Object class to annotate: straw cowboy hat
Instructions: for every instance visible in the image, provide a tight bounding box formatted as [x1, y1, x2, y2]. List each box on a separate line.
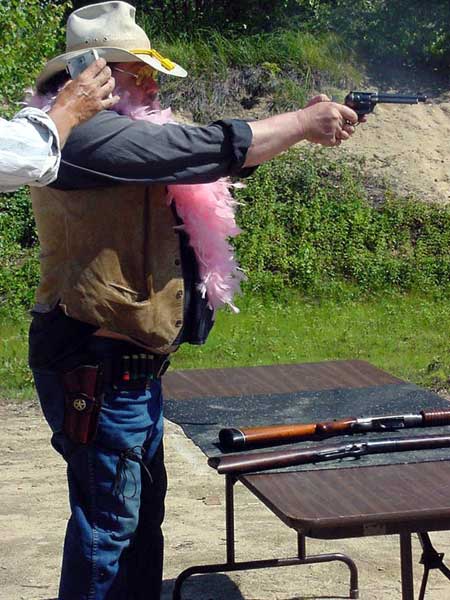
[37, 1, 187, 88]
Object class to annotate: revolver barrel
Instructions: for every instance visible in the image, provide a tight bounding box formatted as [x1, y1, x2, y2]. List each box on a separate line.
[375, 93, 428, 104]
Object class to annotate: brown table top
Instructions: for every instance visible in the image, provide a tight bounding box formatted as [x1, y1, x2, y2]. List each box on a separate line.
[240, 460, 450, 539]
[163, 359, 403, 400]
[164, 360, 450, 539]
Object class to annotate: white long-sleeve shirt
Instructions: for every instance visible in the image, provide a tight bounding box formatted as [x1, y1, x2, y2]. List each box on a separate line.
[0, 107, 61, 192]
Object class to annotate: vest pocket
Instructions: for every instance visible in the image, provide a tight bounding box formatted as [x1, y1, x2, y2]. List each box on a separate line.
[107, 282, 145, 303]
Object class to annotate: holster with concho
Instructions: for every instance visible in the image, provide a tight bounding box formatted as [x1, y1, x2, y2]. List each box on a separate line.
[62, 364, 103, 445]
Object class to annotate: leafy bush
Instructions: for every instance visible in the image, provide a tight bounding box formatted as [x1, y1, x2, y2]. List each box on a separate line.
[133, 0, 323, 37]
[0, 190, 40, 318]
[0, 0, 71, 117]
[2, 148, 450, 318]
[0, 0, 70, 317]
[234, 148, 450, 298]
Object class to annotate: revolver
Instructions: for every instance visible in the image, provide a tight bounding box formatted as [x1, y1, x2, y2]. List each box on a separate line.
[344, 91, 427, 121]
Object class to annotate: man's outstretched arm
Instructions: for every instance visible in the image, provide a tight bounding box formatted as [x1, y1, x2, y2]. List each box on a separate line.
[51, 96, 358, 190]
[244, 95, 358, 167]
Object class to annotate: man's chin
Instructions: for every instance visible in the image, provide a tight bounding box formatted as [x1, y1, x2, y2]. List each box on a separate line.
[144, 94, 160, 110]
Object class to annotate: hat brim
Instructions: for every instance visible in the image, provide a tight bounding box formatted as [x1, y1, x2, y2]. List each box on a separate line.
[36, 46, 187, 89]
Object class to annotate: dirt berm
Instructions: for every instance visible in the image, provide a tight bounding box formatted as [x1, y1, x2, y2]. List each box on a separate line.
[339, 96, 450, 206]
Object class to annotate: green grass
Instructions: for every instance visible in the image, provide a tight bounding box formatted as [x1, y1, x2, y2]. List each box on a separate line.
[153, 30, 361, 119]
[0, 316, 34, 400]
[156, 30, 359, 81]
[3, 292, 448, 401]
[173, 293, 450, 391]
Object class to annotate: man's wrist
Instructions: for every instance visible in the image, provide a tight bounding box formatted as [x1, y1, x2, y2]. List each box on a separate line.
[48, 104, 79, 148]
[49, 103, 79, 130]
[295, 109, 309, 141]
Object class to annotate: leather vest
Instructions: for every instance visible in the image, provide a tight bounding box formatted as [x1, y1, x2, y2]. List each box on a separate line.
[31, 184, 184, 354]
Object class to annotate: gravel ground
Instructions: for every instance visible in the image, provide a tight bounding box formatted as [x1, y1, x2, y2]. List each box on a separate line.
[1, 399, 450, 600]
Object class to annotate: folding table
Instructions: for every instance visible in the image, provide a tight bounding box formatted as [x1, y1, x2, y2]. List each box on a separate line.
[163, 360, 450, 599]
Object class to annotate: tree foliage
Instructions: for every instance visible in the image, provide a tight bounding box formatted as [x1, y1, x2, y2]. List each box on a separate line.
[0, 0, 72, 117]
[67, 0, 448, 69]
[69, 0, 318, 36]
[322, 0, 450, 67]
[43, 1, 450, 69]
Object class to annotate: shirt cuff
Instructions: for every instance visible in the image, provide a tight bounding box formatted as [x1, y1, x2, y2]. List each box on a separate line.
[14, 107, 61, 187]
[211, 118, 257, 178]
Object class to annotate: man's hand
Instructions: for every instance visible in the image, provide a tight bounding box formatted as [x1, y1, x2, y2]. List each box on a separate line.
[244, 94, 361, 167]
[297, 96, 359, 146]
[48, 58, 119, 146]
[304, 94, 331, 108]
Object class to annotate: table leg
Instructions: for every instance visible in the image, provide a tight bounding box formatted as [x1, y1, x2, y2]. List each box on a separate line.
[225, 474, 236, 564]
[417, 532, 450, 600]
[171, 552, 360, 600]
[172, 477, 359, 600]
[400, 532, 414, 600]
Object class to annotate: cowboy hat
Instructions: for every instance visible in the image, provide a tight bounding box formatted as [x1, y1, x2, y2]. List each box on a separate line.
[36, 1, 187, 88]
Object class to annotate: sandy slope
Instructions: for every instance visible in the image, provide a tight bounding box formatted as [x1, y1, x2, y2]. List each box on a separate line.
[340, 99, 450, 206]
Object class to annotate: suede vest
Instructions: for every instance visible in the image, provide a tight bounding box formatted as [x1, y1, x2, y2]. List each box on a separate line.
[31, 184, 184, 354]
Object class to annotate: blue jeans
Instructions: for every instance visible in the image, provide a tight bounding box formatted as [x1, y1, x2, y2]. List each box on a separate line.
[33, 337, 167, 600]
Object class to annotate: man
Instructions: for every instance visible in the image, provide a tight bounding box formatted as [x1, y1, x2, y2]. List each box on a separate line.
[30, 2, 360, 599]
[0, 58, 118, 192]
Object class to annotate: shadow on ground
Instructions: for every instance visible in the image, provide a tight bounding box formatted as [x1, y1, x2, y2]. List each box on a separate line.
[162, 573, 245, 599]
[162, 573, 351, 600]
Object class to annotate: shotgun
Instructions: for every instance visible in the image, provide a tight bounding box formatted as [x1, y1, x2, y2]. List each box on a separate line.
[218, 408, 450, 451]
[209, 433, 450, 475]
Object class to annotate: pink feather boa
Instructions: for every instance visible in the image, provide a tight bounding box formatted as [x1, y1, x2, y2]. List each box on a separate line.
[27, 87, 245, 313]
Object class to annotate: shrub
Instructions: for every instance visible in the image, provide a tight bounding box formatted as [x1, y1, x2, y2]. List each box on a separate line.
[0, 190, 40, 318]
[234, 148, 450, 299]
[135, 1, 450, 69]
[0, 0, 70, 317]
[2, 148, 450, 318]
[320, 0, 450, 68]
[134, 0, 325, 37]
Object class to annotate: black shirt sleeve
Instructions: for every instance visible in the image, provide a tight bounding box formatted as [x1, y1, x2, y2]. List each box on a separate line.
[52, 111, 255, 190]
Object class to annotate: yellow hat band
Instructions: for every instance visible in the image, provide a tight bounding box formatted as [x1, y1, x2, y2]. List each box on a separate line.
[131, 48, 176, 71]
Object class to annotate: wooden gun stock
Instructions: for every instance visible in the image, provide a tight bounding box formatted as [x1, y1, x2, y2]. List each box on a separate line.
[219, 408, 450, 451]
[219, 418, 356, 450]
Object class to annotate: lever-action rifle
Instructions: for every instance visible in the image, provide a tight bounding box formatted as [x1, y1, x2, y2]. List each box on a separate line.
[219, 408, 450, 451]
[344, 91, 427, 121]
[210, 434, 450, 475]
